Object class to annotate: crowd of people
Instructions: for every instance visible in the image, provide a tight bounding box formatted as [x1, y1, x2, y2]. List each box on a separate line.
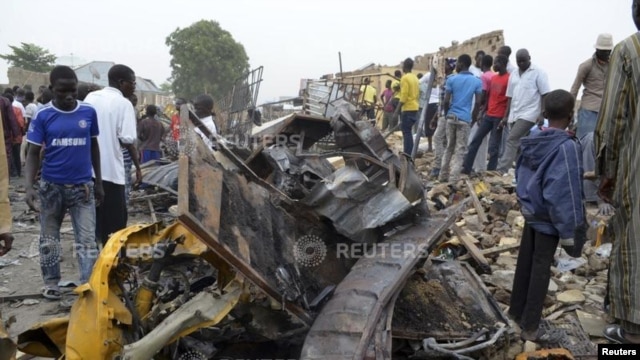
[0, 1, 640, 348]
[352, 4, 640, 346]
[0, 64, 218, 300]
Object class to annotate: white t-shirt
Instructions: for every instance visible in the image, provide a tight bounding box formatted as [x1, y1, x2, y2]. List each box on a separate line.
[506, 63, 551, 123]
[84, 87, 137, 185]
[12, 100, 26, 118]
[422, 72, 440, 104]
[195, 115, 217, 148]
[469, 65, 482, 77]
[25, 103, 38, 120]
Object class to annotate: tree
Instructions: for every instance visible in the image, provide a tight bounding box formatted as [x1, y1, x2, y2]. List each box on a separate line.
[0, 43, 57, 73]
[166, 20, 249, 100]
[159, 81, 172, 93]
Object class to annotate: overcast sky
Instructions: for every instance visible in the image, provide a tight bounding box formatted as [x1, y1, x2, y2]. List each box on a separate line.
[1, 0, 634, 104]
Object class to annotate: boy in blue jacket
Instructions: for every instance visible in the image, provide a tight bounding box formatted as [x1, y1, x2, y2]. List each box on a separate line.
[509, 89, 587, 343]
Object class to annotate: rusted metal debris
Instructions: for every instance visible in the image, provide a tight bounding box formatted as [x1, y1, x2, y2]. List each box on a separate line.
[16, 102, 515, 359]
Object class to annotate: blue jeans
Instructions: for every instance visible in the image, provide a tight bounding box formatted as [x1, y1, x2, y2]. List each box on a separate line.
[401, 111, 418, 154]
[576, 108, 598, 140]
[462, 115, 503, 173]
[39, 180, 97, 288]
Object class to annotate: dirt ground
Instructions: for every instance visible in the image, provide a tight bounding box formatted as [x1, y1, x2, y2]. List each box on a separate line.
[0, 176, 159, 340]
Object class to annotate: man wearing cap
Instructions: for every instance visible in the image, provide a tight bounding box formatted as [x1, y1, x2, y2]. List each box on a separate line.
[571, 34, 614, 216]
[571, 33, 613, 139]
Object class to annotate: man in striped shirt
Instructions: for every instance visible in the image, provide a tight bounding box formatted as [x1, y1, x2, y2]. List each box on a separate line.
[595, 0, 640, 345]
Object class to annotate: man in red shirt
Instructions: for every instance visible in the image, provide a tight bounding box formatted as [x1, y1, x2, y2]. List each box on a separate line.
[170, 98, 186, 141]
[461, 54, 510, 174]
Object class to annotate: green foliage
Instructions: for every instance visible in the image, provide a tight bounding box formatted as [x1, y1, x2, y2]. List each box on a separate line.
[159, 81, 172, 93]
[166, 20, 249, 100]
[0, 43, 57, 73]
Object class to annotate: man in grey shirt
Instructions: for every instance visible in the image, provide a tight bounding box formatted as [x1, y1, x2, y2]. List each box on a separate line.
[571, 33, 614, 215]
[570, 33, 613, 139]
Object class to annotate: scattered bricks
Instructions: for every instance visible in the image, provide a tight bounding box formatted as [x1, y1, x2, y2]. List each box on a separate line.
[491, 221, 512, 238]
[505, 210, 521, 227]
[493, 288, 511, 305]
[482, 269, 515, 291]
[461, 214, 483, 232]
[427, 183, 451, 199]
[495, 254, 517, 269]
[587, 254, 608, 273]
[557, 289, 586, 304]
[489, 194, 518, 218]
[499, 237, 518, 246]
[480, 236, 497, 249]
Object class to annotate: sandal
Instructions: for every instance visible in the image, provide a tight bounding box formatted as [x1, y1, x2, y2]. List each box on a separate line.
[42, 287, 62, 300]
[521, 327, 565, 346]
[603, 324, 639, 344]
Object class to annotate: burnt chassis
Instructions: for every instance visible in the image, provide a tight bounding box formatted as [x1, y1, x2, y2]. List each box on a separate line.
[16, 107, 506, 359]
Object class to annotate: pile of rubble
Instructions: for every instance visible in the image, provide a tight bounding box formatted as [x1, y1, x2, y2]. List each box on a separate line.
[0, 113, 615, 360]
[411, 147, 611, 358]
[122, 126, 614, 358]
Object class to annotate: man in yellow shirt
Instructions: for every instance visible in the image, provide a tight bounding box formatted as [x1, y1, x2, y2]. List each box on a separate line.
[359, 77, 377, 119]
[393, 58, 419, 154]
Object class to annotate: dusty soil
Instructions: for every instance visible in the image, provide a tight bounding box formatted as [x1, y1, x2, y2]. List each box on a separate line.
[0, 177, 160, 340]
[392, 271, 495, 338]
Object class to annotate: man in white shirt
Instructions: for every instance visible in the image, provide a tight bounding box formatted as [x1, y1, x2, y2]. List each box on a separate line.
[469, 50, 485, 77]
[497, 49, 551, 174]
[84, 64, 142, 245]
[12, 89, 26, 118]
[193, 94, 217, 149]
[22, 91, 38, 166]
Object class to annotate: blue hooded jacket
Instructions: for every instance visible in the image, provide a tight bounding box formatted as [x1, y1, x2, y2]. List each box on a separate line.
[515, 128, 585, 240]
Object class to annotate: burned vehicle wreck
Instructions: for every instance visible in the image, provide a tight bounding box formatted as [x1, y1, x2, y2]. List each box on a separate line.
[15, 100, 510, 359]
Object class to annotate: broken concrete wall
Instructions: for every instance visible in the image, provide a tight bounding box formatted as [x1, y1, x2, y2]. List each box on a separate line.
[414, 29, 505, 74]
[313, 30, 505, 111]
[6, 67, 48, 91]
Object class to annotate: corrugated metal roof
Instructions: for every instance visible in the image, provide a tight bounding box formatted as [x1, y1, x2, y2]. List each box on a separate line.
[74, 61, 161, 93]
[74, 61, 114, 88]
[135, 77, 161, 93]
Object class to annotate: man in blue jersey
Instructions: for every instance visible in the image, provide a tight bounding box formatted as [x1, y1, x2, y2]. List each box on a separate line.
[24, 66, 104, 300]
[439, 54, 483, 183]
